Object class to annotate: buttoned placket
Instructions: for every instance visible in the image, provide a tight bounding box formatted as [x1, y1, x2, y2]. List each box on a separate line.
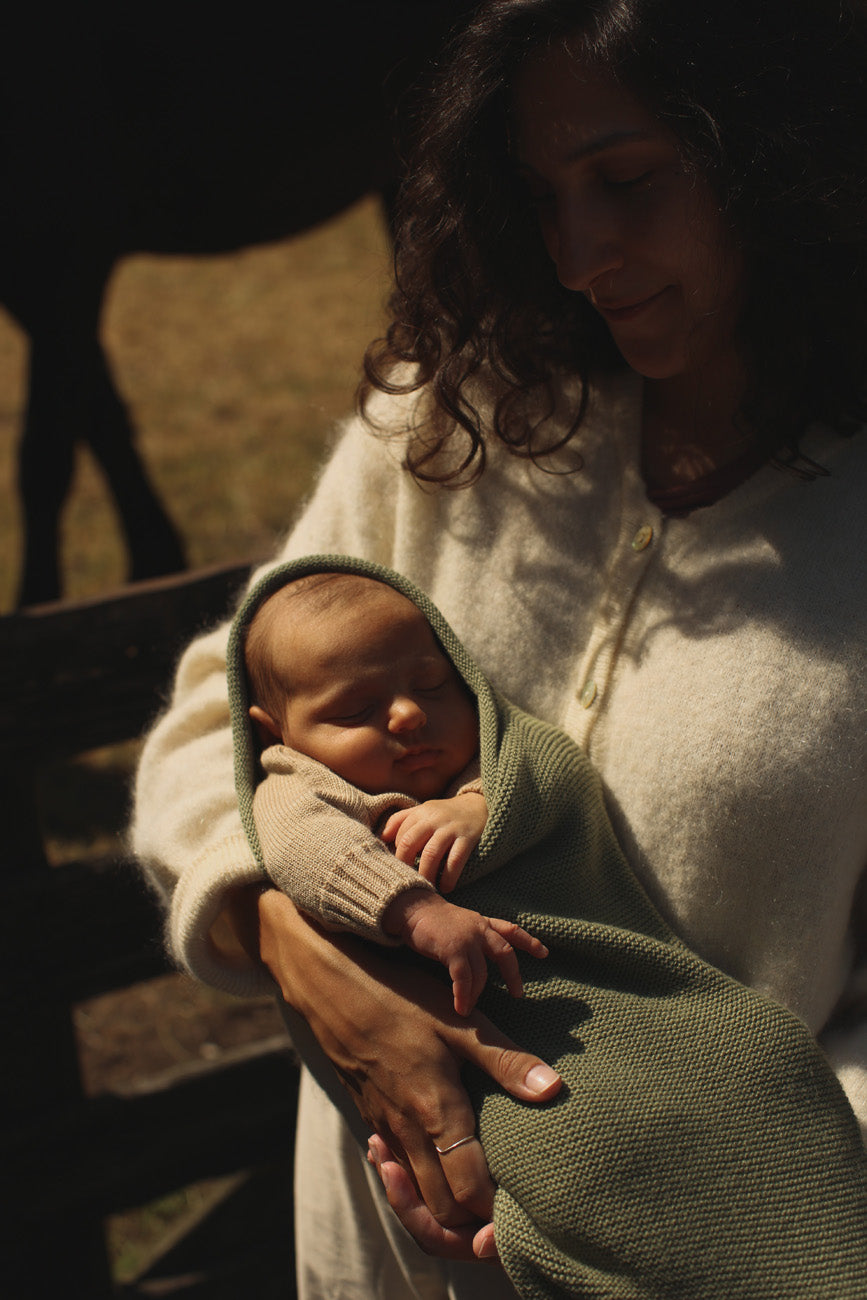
[565, 497, 665, 754]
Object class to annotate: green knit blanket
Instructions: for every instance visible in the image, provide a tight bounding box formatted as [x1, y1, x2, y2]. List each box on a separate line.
[228, 556, 867, 1300]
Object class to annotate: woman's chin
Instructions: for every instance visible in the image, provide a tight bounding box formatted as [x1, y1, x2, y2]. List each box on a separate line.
[611, 341, 689, 382]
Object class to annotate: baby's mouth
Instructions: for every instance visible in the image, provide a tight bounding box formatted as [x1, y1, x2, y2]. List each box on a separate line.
[395, 747, 438, 772]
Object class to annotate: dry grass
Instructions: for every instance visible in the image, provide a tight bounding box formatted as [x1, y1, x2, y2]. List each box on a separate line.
[0, 194, 391, 609]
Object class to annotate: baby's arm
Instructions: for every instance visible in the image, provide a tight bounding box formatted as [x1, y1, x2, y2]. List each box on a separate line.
[380, 793, 488, 893]
[253, 751, 437, 943]
[383, 888, 548, 1017]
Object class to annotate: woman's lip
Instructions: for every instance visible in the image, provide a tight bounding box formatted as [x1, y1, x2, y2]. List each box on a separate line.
[595, 287, 670, 322]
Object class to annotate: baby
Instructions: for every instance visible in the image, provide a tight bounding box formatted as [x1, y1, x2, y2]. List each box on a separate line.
[243, 569, 547, 1015]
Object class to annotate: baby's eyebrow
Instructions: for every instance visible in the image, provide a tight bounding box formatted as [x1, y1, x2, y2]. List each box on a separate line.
[309, 681, 369, 712]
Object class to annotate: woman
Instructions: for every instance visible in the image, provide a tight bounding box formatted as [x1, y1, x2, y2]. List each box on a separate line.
[133, 0, 867, 1295]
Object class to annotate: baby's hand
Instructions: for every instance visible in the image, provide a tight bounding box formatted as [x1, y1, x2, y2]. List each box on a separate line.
[383, 889, 548, 1016]
[380, 793, 487, 893]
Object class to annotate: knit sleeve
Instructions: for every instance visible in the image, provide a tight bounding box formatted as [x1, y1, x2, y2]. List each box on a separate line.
[253, 749, 434, 943]
[130, 415, 411, 995]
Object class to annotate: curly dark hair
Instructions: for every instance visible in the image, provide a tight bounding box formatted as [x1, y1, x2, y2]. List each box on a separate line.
[361, 0, 867, 484]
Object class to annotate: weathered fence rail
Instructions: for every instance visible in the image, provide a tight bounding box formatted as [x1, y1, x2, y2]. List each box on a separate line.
[0, 563, 300, 1299]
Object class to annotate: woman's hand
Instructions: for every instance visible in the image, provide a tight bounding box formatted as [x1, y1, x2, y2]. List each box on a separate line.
[254, 888, 562, 1238]
[367, 1133, 500, 1262]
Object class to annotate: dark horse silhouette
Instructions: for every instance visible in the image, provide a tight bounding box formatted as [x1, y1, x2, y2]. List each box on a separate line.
[3, 4, 472, 606]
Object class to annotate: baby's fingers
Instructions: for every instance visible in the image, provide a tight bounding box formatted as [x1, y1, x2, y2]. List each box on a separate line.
[479, 928, 526, 1000]
[381, 808, 413, 844]
[488, 917, 549, 961]
[417, 830, 455, 882]
[482, 920, 549, 999]
[437, 839, 473, 894]
[395, 820, 439, 867]
[450, 949, 487, 1017]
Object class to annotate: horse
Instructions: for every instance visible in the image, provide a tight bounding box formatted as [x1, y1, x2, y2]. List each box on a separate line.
[3, 3, 473, 606]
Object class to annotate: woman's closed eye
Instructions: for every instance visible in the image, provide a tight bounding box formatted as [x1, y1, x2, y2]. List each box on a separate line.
[603, 168, 653, 189]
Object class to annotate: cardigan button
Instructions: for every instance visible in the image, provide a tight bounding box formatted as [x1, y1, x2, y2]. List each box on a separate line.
[579, 679, 598, 708]
[631, 524, 653, 551]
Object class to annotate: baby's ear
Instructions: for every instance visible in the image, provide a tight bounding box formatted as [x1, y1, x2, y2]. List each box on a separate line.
[248, 704, 283, 747]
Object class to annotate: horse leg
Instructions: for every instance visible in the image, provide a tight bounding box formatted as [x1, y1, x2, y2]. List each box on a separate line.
[16, 325, 185, 605]
[12, 239, 186, 605]
[85, 344, 186, 584]
[15, 333, 76, 607]
[12, 246, 112, 606]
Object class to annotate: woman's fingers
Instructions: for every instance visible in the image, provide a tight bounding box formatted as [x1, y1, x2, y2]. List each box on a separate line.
[409, 1137, 494, 1224]
[368, 1138, 498, 1261]
[432, 1132, 495, 1220]
[382, 1112, 489, 1227]
[377, 1071, 495, 1223]
[473, 1222, 500, 1262]
[447, 1011, 563, 1103]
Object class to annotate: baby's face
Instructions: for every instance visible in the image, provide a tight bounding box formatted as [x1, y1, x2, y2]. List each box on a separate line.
[271, 585, 479, 799]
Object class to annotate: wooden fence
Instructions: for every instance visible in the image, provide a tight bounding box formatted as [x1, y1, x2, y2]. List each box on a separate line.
[0, 564, 300, 1299]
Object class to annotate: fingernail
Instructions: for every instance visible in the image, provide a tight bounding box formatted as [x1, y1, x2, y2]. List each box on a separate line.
[477, 1233, 498, 1259]
[524, 1063, 560, 1093]
[379, 1163, 393, 1194]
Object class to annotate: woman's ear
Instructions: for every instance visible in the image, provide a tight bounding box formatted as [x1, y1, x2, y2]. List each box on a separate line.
[249, 704, 283, 747]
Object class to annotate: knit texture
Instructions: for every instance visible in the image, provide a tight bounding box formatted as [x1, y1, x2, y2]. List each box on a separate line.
[229, 556, 867, 1300]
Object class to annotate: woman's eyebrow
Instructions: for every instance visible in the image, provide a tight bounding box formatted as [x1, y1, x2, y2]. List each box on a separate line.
[515, 129, 655, 169]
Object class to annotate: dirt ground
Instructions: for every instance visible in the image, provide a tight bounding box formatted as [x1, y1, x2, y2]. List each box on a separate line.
[74, 970, 287, 1099]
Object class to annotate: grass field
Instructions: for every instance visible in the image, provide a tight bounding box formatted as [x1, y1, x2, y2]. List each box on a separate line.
[3, 195, 394, 1282]
[0, 194, 392, 610]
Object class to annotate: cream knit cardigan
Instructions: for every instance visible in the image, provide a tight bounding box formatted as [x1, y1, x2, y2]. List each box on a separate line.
[131, 371, 867, 1141]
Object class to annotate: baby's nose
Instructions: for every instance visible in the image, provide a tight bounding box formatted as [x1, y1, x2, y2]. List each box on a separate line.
[389, 696, 427, 732]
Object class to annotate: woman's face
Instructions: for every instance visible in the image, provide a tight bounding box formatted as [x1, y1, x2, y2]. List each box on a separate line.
[512, 43, 744, 383]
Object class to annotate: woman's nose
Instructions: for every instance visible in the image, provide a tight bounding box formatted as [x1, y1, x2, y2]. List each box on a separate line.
[546, 200, 624, 293]
[388, 696, 427, 733]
